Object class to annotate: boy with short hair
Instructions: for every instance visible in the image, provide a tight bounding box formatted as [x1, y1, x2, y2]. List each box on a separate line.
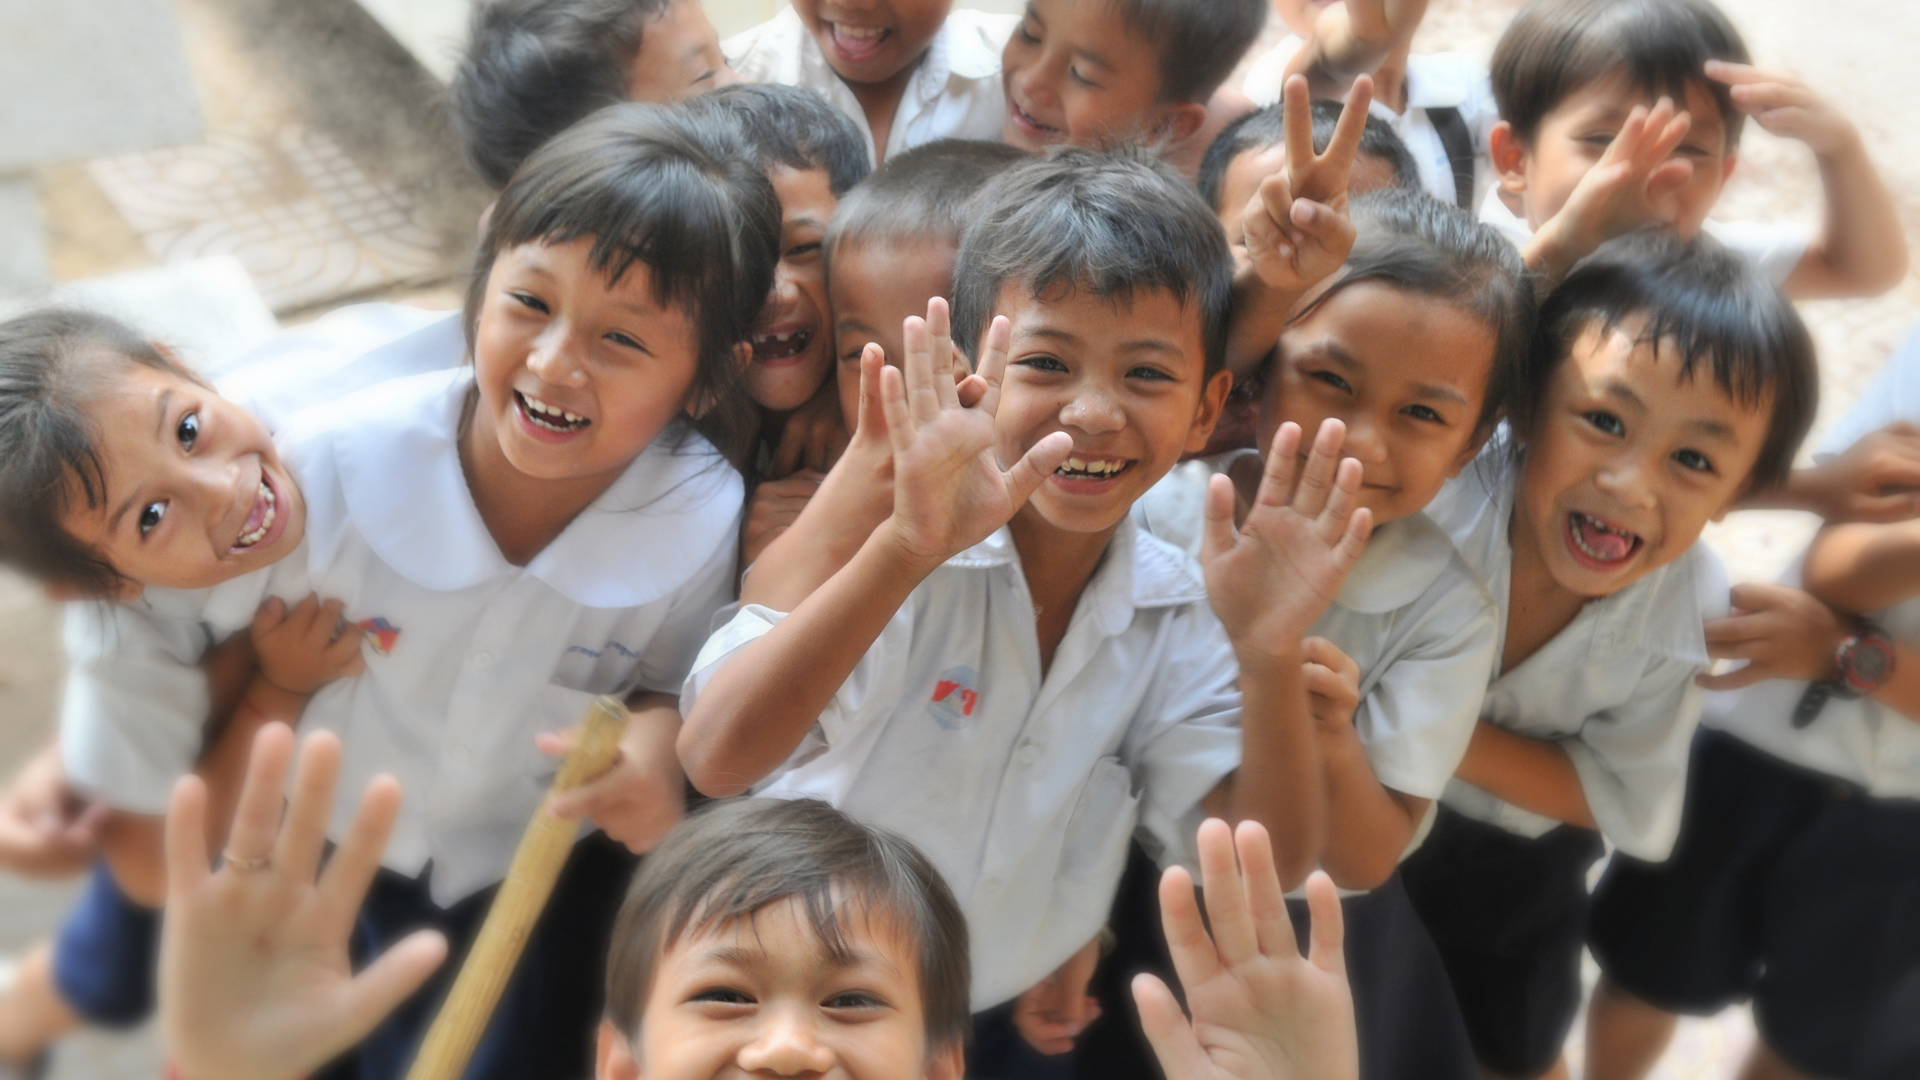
[725, 0, 1014, 166]
[1000, 0, 1266, 174]
[158, 724, 1361, 1080]
[450, 0, 740, 188]
[1484, 0, 1906, 296]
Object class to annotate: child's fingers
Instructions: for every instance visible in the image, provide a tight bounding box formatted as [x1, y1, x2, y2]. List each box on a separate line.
[324, 624, 364, 671]
[220, 722, 297, 874]
[879, 365, 914, 455]
[857, 343, 888, 439]
[1300, 635, 1360, 680]
[1696, 664, 1768, 692]
[1131, 973, 1207, 1080]
[309, 599, 346, 647]
[1003, 432, 1075, 508]
[285, 594, 322, 637]
[1250, 173, 1297, 262]
[900, 316, 940, 423]
[1319, 74, 1375, 180]
[163, 774, 213, 901]
[1251, 421, 1303, 511]
[1282, 74, 1314, 181]
[1196, 817, 1259, 964]
[973, 315, 1014, 415]
[1302, 870, 1347, 978]
[1333, 507, 1374, 571]
[340, 929, 449, 1053]
[925, 297, 961, 410]
[272, 731, 343, 888]
[1156, 863, 1222, 989]
[1291, 200, 1356, 260]
[1314, 457, 1364, 546]
[1290, 419, 1348, 518]
[313, 775, 403, 942]
[1234, 820, 1296, 960]
[1704, 59, 1793, 87]
[251, 596, 288, 638]
[1646, 157, 1695, 205]
[1201, 472, 1238, 565]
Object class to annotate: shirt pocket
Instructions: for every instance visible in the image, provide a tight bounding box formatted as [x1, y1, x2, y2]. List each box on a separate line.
[1056, 756, 1140, 886]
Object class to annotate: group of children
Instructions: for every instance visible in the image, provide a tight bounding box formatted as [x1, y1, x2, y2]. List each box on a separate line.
[0, 0, 1917, 1079]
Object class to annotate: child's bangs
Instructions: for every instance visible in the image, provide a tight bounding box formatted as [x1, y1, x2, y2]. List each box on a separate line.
[663, 870, 920, 971]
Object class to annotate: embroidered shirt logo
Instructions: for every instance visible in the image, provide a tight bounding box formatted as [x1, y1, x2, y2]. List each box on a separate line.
[356, 617, 401, 656]
[928, 665, 979, 730]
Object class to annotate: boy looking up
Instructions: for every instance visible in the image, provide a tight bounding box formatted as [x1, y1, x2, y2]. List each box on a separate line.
[726, 0, 1014, 165]
[1484, 0, 1906, 296]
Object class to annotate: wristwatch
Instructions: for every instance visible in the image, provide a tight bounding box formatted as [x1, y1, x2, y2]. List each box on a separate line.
[1792, 620, 1895, 728]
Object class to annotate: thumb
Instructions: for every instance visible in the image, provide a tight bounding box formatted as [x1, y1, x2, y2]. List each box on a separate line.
[1004, 432, 1074, 507]
[340, 930, 449, 1046]
[1132, 973, 1205, 1080]
[1646, 157, 1694, 201]
[252, 597, 288, 636]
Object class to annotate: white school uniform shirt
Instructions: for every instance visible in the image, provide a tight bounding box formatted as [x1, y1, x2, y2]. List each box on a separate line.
[1477, 187, 1810, 288]
[59, 308, 466, 815]
[682, 517, 1242, 1010]
[277, 366, 741, 905]
[724, 7, 1014, 166]
[1134, 454, 1497, 835]
[1425, 446, 1730, 861]
[1241, 37, 1499, 209]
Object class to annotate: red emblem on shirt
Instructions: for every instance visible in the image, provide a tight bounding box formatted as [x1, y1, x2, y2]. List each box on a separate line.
[356, 617, 400, 656]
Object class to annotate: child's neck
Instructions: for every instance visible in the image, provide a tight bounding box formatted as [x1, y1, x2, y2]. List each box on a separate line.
[1501, 490, 1589, 673]
[842, 52, 926, 159]
[458, 402, 627, 567]
[1007, 503, 1119, 676]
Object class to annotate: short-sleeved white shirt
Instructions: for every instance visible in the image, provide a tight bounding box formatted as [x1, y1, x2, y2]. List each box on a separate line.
[1810, 325, 1920, 461]
[1426, 446, 1730, 861]
[273, 366, 741, 904]
[681, 517, 1242, 1010]
[724, 7, 1014, 166]
[1477, 187, 1810, 288]
[59, 307, 465, 814]
[1241, 38, 1499, 209]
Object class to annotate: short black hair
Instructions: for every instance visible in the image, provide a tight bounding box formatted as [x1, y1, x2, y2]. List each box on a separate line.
[467, 102, 781, 466]
[1491, 0, 1751, 147]
[449, 0, 677, 189]
[1511, 232, 1816, 492]
[680, 84, 872, 196]
[825, 139, 1029, 263]
[952, 144, 1234, 376]
[1109, 0, 1267, 104]
[1282, 189, 1535, 438]
[0, 308, 197, 595]
[1198, 99, 1422, 213]
[605, 798, 971, 1052]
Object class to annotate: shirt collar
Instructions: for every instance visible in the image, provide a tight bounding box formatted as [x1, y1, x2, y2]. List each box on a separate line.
[947, 515, 1208, 635]
[1478, 186, 1534, 249]
[304, 367, 743, 608]
[1332, 512, 1457, 614]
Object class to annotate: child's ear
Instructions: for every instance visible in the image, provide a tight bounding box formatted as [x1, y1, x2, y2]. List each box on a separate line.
[1489, 121, 1529, 194]
[1160, 101, 1210, 148]
[923, 1039, 966, 1080]
[1186, 368, 1235, 454]
[596, 1020, 642, 1080]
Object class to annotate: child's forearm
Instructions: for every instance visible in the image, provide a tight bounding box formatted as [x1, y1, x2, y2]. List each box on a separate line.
[1804, 520, 1920, 613]
[1789, 133, 1908, 299]
[740, 448, 892, 611]
[1317, 727, 1425, 890]
[681, 524, 937, 797]
[1217, 648, 1326, 889]
[1452, 721, 1596, 829]
[100, 812, 166, 907]
[1225, 273, 1312, 376]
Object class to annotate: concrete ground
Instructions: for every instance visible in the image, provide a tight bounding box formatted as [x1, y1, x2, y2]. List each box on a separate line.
[1, 0, 1916, 1076]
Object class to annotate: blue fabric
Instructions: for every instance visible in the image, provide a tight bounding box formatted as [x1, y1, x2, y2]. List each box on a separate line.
[51, 862, 158, 1027]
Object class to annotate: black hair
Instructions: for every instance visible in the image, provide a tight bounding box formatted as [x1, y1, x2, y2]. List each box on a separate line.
[952, 144, 1234, 376]
[824, 139, 1030, 263]
[0, 308, 196, 595]
[449, 0, 680, 189]
[605, 798, 971, 1052]
[1107, 0, 1267, 104]
[1511, 231, 1816, 492]
[466, 102, 781, 466]
[1198, 99, 1422, 213]
[679, 83, 872, 196]
[1282, 189, 1536, 438]
[1491, 0, 1751, 147]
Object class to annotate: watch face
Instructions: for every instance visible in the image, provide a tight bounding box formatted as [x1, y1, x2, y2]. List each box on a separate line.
[1847, 638, 1894, 690]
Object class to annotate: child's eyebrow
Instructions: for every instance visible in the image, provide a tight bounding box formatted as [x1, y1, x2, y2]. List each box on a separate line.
[1410, 382, 1470, 407]
[1680, 417, 1738, 443]
[1601, 380, 1649, 413]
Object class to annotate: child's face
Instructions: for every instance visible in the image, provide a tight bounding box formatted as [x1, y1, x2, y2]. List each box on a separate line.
[829, 236, 959, 430]
[790, 0, 953, 88]
[1515, 318, 1771, 599]
[1001, 0, 1186, 152]
[749, 166, 840, 414]
[1262, 281, 1495, 526]
[1216, 143, 1400, 261]
[626, 0, 741, 104]
[472, 238, 704, 483]
[1503, 72, 1736, 239]
[993, 283, 1231, 535]
[597, 897, 962, 1080]
[1270, 0, 1339, 39]
[59, 364, 305, 596]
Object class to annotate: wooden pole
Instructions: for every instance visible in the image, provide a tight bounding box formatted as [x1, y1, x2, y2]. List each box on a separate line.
[402, 695, 629, 1080]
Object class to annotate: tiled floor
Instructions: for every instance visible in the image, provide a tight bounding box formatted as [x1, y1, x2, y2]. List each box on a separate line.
[3, 1, 1919, 1078]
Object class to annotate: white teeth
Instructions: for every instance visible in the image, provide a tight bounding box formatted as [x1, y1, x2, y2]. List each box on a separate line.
[1056, 457, 1127, 477]
[235, 483, 275, 549]
[835, 24, 884, 39]
[519, 392, 588, 430]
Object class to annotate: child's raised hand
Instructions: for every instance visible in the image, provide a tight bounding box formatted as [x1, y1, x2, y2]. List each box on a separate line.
[541, 695, 686, 853]
[1706, 61, 1856, 157]
[1532, 98, 1694, 274]
[1203, 420, 1372, 660]
[1243, 75, 1372, 296]
[1797, 422, 1920, 523]
[161, 723, 447, 1080]
[1698, 583, 1850, 691]
[251, 595, 364, 698]
[1301, 636, 1362, 735]
[1133, 820, 1359, 1080]
[0, 742, 104, 878]
[877, 299, 1073, 568]
[1012, 934, 1105, 1055]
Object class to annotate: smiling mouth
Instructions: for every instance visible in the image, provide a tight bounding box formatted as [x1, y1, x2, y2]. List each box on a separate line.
[1566, 511, 1643, 566]
[828, 22, 890, 62]
[516, 390, 591, 433]
[1054, 456, 1134, 482]
[751, 328, 813, 364]
[232, 480, 276, 551]
[1009, 98, 1063, 138]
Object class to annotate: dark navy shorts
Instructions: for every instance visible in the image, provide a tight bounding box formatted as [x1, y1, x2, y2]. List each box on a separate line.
[51, 861, 159, 1028]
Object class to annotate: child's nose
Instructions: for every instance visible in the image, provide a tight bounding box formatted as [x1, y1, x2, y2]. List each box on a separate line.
[527, 325, 586, 385]
[1595, 454, 1658, 509]
[1060, 390, 1124, 434]
[1341, 416, 1390, 465]
[765, 273, 800, 314]
[735, 1008, 834, 1076]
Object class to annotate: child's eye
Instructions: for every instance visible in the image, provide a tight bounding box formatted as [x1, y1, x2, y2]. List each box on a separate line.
[1016, 23, 1039, 44]
[511, 291, 550, 314]
[138, 501, 167, 538]
[1310, 370, 1353, 394]
[1069, 66, 1097, 88]
[176, 411, 200, 451]
[606, 331, 650, 354]
[786, 242, 822, 260]
[1672, 448, 1715, 473]
[1127, 365, 1174, 382]
[822, 990, 886, 1010]
[691, 987, 755, 1005]
[1403, 404, 1444, 424]
[1014, 355, 1069, 374]
[1582, 410, 1625, 437]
